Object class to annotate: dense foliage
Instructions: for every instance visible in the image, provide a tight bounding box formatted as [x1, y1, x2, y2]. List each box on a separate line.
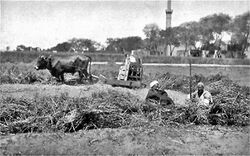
[6, 12, 249, 58]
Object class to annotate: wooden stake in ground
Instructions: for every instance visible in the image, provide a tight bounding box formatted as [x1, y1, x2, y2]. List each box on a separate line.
[189, 59, 192, 100]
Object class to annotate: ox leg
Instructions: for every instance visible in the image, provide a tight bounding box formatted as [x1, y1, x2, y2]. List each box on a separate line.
[78, 70, 83, 83]
[60, 74, 65, 83]
[56, 77, 61, 82]
[83, 69, 92, 82]
[89, 74, 93, 82]
[55, 73, 61, 82]
[84, 69, 92, 82]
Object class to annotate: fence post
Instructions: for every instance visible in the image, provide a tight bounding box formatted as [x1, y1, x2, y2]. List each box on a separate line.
[189, 59, 192, 100]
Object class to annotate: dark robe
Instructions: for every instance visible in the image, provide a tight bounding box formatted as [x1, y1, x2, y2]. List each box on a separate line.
[146, 88, 174, 106]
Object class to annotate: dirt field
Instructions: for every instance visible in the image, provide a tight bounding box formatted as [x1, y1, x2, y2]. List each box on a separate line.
[0, 83, 249, 155]
[0, 62, 249, 155]
[1, 125, 249, 155]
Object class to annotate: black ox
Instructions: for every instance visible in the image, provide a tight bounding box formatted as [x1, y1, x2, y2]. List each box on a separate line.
[35, 55, 92, 83]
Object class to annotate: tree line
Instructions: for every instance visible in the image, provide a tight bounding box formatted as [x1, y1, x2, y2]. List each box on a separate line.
[143, 11, 250, 57]
[15, 11, 249, 58]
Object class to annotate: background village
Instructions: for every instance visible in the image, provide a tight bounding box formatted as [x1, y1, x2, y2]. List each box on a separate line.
[2, 0, 250, 59]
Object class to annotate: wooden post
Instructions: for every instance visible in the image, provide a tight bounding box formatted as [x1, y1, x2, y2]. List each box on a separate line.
[189, 59, 192, 100]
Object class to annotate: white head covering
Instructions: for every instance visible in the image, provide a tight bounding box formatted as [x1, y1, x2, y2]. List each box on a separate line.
[130, 55, 136, 62]
[150, 80, 159, 88]
[197, 82, 204, 88]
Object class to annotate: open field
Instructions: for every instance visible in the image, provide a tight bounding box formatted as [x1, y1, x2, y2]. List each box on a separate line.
[1, 125, 249, 155]
[0, 82, 249, 154]
[1, 62, 249, 86]
[92, 64, 250, 86]
[0, 62, 249, 154]
[1, 51, 250, 65]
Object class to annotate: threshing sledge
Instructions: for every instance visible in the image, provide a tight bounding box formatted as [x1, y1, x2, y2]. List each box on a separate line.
[100, 53, 146, 88]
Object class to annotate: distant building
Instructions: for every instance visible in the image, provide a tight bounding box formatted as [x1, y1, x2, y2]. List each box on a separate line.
[16, 46, 24, 51]
[131, 49, 150, 57]
[68, 47, 77, 53]
[176, 50, 186, 57]
[34, 47, 41, 52]
[27, 47, 33, 51]
[245, 47, 250, 58]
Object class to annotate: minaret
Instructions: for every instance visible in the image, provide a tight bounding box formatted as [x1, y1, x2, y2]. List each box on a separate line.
[165, 0, 173, 29]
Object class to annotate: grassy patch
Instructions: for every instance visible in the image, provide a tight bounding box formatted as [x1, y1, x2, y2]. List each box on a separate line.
[0, 63, 54, 84]
[1, 51, 250, 65]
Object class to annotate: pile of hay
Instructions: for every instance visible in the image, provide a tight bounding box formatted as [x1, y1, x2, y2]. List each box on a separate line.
[155, 73, 250, 126]
[157, 72, 227, 94]
[0, 90, 144, 134]
[207, 79, 250, 126]
[1, 72, 249, 134]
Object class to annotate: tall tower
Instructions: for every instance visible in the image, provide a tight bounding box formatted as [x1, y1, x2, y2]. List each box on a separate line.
[165, 0, 173, 29]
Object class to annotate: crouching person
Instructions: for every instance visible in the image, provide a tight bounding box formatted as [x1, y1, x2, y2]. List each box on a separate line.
[146, 80, 174, 106]
[188, 82, 213, 107]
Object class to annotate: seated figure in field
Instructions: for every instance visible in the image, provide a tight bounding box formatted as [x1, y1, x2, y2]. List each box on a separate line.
[188, 82, 213, 107]
[146, 80, 174, 106]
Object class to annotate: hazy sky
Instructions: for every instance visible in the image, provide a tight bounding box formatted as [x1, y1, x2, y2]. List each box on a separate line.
[0, 0, 249, 50]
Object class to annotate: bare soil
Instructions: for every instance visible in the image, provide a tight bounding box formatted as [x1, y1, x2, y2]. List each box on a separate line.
[0, 125, 249, 155]
[0, 83, 249, 155]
